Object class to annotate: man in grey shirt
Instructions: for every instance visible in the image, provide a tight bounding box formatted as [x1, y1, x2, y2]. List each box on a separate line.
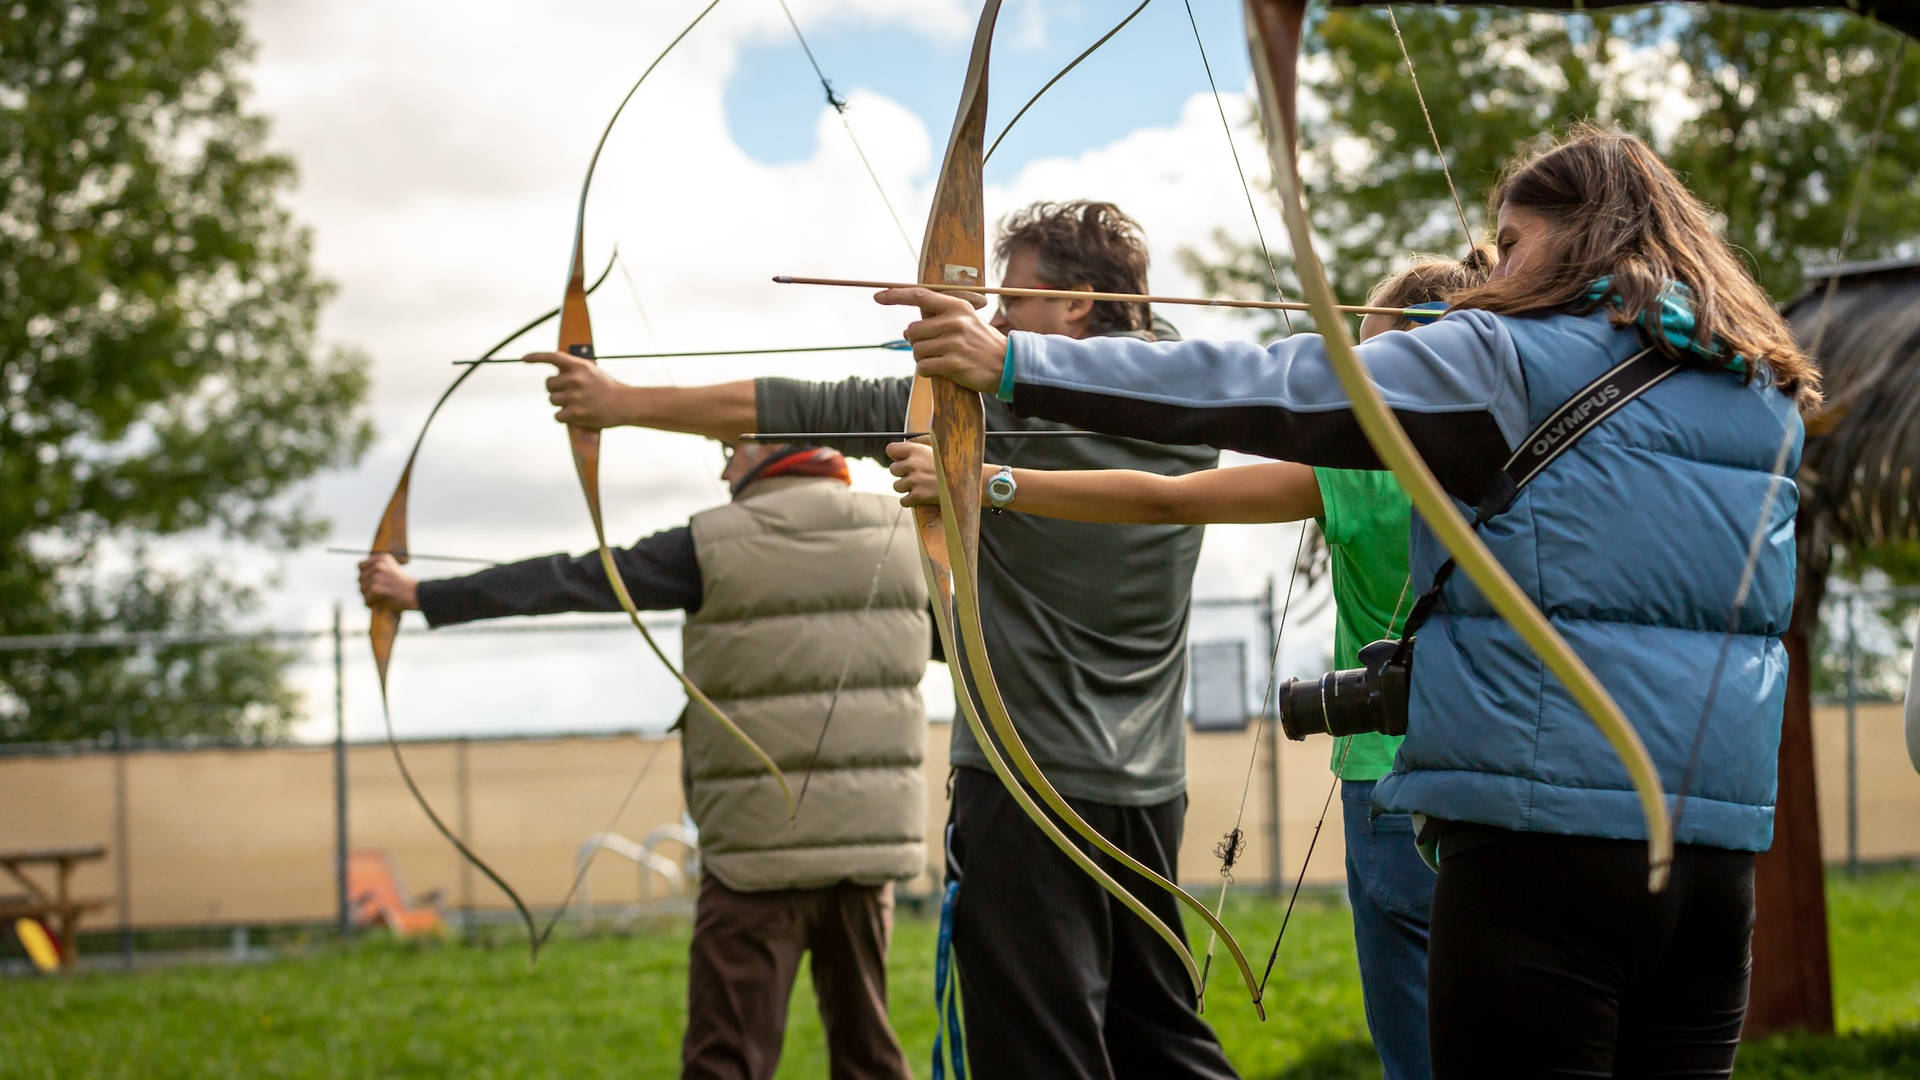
[533, 201, 1232, 1079]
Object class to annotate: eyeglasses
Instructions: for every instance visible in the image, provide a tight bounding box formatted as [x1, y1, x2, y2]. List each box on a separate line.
[994, 281, 1060, 320]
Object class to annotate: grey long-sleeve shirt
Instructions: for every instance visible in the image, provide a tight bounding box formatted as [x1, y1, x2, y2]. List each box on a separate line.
[757, 362, 1218, 807]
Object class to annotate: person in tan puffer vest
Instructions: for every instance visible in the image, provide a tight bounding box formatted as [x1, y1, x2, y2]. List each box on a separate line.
[359, 440, 928, 1080]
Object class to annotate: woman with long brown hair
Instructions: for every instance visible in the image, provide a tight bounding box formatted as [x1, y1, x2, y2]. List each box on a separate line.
[882, 126, 1814, 1077]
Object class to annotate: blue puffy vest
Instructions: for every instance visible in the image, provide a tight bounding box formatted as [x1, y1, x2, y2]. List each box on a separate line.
[1371, 310, 1800, 853]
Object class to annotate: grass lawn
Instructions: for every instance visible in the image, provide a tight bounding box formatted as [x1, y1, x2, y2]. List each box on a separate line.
[4, 870, 1917, 1078]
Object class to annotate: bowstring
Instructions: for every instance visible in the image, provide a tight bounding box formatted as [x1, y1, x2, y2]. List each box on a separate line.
[1385, 6, 1474, 248]
[1182, 0, 1325, 1004]
[1670, 35, 1910, 837]
[1211, 4, 1474, 990]
[776, 0, 918, 263]
[792, 507, 908, 817]
[534, 734, 670, 949]
[773, 0, 940, 820]
[983, 0, 1155, 166]
[616, 255, 665, 350]
[1196, 523, 1306, 1003]
[534, 247, 701, 944]
[796, 0, 1179, 822]
[1258, 571, 1416, 994]
[1182, 0, 1295, 334]
[608, 248, 712, 576]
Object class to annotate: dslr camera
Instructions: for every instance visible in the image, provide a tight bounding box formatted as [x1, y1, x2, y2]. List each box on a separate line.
[1277, 638, 1412, 741]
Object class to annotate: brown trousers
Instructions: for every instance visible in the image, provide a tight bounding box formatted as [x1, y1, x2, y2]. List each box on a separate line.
[683, 873, 912, 1080]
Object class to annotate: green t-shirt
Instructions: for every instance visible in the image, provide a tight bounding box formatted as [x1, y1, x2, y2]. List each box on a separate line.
[1312, 467, 1414, 781]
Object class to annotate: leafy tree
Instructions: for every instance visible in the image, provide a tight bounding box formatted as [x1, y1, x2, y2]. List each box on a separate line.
[0, 1, 370, 743]
[1186, 7, 1920, 336]
[0, 563, 309, 744]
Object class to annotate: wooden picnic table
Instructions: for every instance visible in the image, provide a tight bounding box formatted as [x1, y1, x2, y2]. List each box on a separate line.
[0, 844, 110, 969]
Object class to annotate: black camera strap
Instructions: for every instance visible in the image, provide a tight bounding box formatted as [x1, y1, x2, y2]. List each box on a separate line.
[1396, 343, 1682, 650]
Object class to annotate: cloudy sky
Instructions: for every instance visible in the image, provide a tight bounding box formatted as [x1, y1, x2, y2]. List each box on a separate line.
[241, 0, 1340, 741]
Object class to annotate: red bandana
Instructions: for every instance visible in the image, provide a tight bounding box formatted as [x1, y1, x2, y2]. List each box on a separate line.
[735, 446, 851, 494]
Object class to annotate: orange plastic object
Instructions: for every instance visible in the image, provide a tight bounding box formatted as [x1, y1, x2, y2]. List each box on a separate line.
[346, 851, 445, 936]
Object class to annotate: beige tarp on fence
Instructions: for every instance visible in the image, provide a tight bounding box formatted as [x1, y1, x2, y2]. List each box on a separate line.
[2, 705, 1915, 929]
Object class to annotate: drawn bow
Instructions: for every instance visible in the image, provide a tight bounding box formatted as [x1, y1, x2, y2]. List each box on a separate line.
[367, 256, 617, 955]
[367, 1, 790, 960]
[550, 8, 795, 859]
[912, 0, 1269, 1015]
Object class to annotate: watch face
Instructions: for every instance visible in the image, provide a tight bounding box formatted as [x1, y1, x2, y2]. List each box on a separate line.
[988, 469, 1016, 505]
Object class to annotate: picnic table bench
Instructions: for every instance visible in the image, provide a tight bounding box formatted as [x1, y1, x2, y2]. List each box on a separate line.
[1, 844, 110, 969]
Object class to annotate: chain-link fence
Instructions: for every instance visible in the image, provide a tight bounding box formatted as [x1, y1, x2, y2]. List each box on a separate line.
[3, 580, 1915, 972]
[0, 583, 1333, 965]
[1822, 585, 1920, 870]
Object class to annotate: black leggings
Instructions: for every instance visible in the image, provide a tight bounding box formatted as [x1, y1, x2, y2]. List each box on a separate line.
[1427, 828, 1754, 1079]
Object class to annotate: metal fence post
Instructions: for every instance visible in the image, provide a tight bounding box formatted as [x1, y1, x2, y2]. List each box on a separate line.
[1844, 592, 1859, 874]
[1263, 574, 1284, 896]
[333, 601, 351, 939]
[457, 736, 474, 934]
[114, 716, 133, 970]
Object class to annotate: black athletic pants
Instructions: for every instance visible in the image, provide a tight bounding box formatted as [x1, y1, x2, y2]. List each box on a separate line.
[947, 766, 1239, 1080]
[1427, 828, 1755, 1079]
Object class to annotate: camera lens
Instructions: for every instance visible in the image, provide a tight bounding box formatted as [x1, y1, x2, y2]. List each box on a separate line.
[1278, 673, 1331, 740]
[1278, 666, 1383, 740]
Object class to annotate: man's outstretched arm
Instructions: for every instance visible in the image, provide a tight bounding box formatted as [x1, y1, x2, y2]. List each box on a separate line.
[359, 528, 703, 627]
[529, 350, 912, 464]
[529, 351, 757, 440]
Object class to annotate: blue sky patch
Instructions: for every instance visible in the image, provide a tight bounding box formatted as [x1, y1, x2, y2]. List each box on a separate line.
[722, 1, 1259, 181]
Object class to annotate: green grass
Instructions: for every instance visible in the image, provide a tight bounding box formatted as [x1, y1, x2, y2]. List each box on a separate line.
[3, 871, 1917, 1078]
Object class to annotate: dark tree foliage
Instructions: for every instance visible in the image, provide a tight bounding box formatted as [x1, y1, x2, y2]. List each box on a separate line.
[0, 1, 371, 743]
[1186, 7, 1920, 338]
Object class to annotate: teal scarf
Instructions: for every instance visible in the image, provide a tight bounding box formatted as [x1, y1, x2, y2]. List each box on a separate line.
[1586, 277, 1749, 375]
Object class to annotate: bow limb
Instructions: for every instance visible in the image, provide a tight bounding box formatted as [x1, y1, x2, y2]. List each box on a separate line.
[1242, 0, 1672, 890]
[367, 253, 618, 958]
[906, 389, 1214, 1007]
[370, 251, 618, 687]
[557, 244, 791, 818]
[556, 0, 794, 819]
[912, 0, 1266, 1013]
[933, 461, 1271, 1015]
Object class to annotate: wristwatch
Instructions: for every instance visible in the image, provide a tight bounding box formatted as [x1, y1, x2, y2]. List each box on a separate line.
[986, 466, 1017, 513]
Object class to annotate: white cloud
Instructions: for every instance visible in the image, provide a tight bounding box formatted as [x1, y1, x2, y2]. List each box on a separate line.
[228, 0, 1333, 741]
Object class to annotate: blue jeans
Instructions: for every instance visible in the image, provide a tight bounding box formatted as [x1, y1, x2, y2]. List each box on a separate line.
[1343, 779, 1436, 1080]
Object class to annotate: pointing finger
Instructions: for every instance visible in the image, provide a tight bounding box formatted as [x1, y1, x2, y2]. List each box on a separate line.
[524, 350, 583, 370]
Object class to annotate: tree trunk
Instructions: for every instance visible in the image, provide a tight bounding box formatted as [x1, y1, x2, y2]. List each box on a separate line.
[1743, 596, 1835, 1038]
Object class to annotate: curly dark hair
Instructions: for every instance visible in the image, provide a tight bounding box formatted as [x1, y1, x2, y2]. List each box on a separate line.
[994, 201, 1151, 336]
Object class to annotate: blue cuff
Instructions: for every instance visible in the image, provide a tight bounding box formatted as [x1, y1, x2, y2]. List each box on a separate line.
[996, 337, 1017, 403]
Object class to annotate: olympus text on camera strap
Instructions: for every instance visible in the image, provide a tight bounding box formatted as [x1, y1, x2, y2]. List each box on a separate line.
[1399, 343, 1682, 643]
